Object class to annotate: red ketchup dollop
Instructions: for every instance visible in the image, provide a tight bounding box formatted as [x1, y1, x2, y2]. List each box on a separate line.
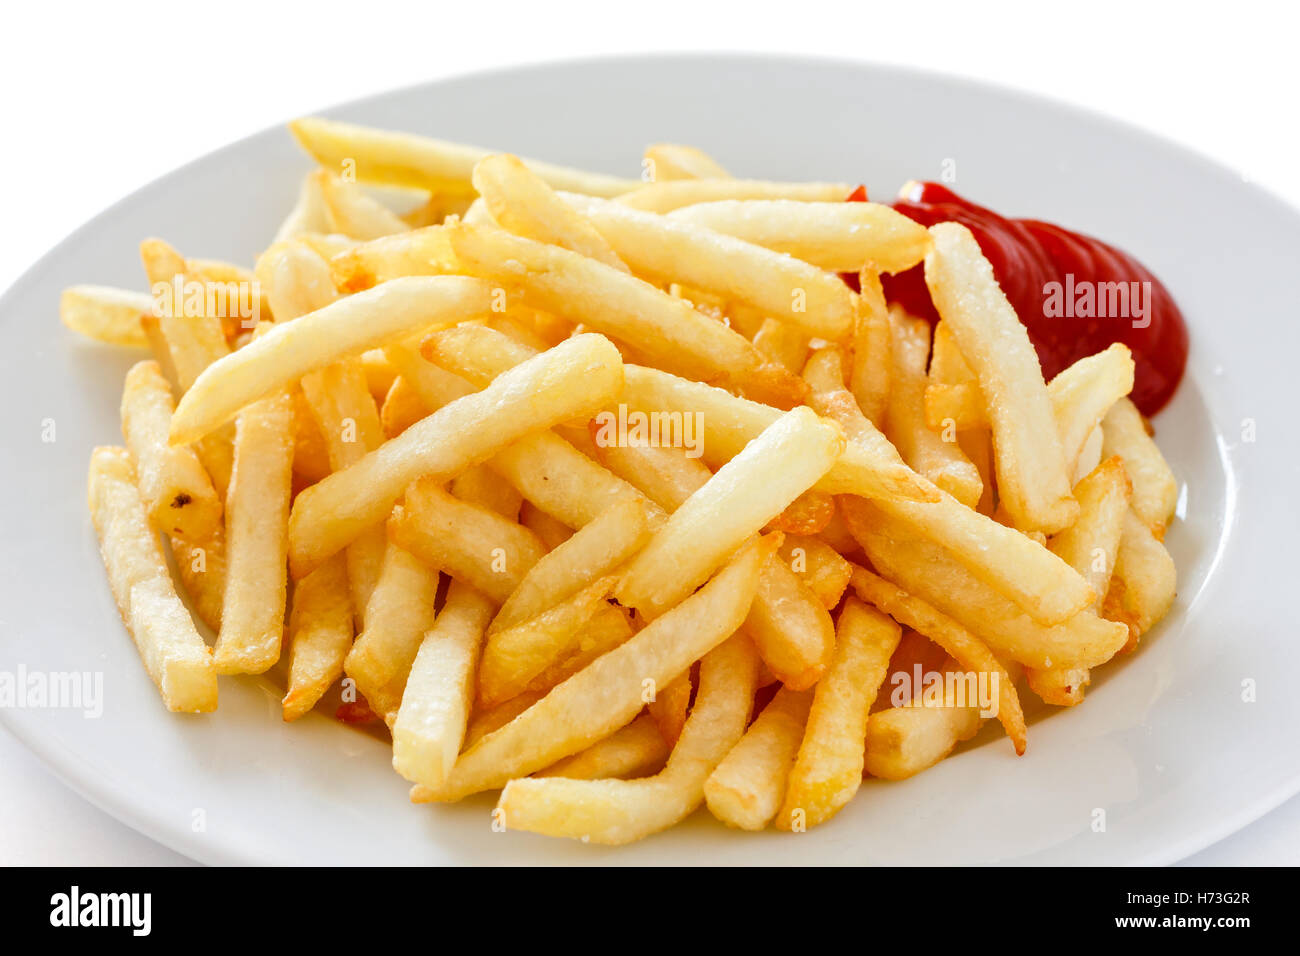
[852, 182, 1188, 415]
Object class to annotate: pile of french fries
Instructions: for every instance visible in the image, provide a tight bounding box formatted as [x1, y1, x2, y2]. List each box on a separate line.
[70, 117, 1179, 844]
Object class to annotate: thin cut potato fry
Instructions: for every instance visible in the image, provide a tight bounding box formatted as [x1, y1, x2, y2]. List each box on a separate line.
[61, 285, 152, 347]
[389, 479, 545, 604]
[884, 311, 981, 508]
[287, 334, 623, 578]
[779, 534, 853, 609]
[380, 374, 431, 439]
[290, 388, 333, 485]
[801, 344, 847, 395]
[643, 143, 730, 181]
[752, 317, 808, 374]
[522, 605, 635, 697]
[616, 407, 843, 618]
[282, 553, 353, 721]
[462, 691, 542, 752]
[615, 178, 852, 213]
[1049, 344, 1136, 476]
[383, 340, 474, 411]
[705, 686, 812, 830]
[344, 541, 441, 723]
[848, 567, 1026, 754]
[778, 599, 901, 829]
[566, 194, 857, 341]
[622, 365, 935, 504]
[289, 116, 640, 198]
[391, 580, 496, 788]
[451, 463, 523, 519]
[421, 535, 773, 801]
[493, 496, 657, 632]
[170, 527, 226, 633]
[519, 501, 574, 551]
[120, 360, 222, 540]
[743, 556, 836, 689]
[647, 671, 693, 746]
[214, 388, 294, 675]
[925, 222, 1077, 533]
[477, 575, 616, 707]
[329, 226, 459, 293]
[447, 222, 767, 388]
[1103, 509, 1177, 651]
[668, 200, 932, 274]
[87, 447, 218, 713]
[314, 169, 409, 240]
[849, 273, 892, 427]
[768, 490, 835, 535]
[170, 276, 495, 444]
[537, 713, 670, 780]
[139, 239, 231, 391]
[273, 171, 330, 242]
[865, 696, 982, 781]
[843, 498, 1127, 671]
[496, 633, 760, 844]
[473, 154, 627, 270]
[588, 431, 712, 512]
[1027, 456, 1132, 705]
[1102, 397, 1178, 536]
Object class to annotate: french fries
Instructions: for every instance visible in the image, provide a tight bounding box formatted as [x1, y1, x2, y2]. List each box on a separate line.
[616, 407, 843, 618]
[76, 122, 1187, 848]
[669, 200, 932, 274]
[391, 580, 496, 787]
[496, 633, 760, 844]
[120, 360, 222, 540]
[88, 447, 217, 712]
[214, 388, 294, 675]
[925, 222, 1077, 533]
[288, 334, 623, 577]
[777, 599, 901, 829]
[171, 276, 495, 444]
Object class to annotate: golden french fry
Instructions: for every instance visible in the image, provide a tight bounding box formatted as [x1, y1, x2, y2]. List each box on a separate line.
[289, 117, 640, 198]
[344, 540, 441, 722]
[768, 490, 835, 535]
[849, 273, 892, 427]
[495, 633, 760, 844]
[170, 526, 226, 633]
[801, 344, 847, 394]
[421, 535, 773, 801]
[391, 580, 496, 787]
[1101, 397, 1178, 537]
[87, 447, 217, 713]
[477, 575, 616, 707]
[61, 285, 152, 347]
[139, 239, 231, 391]
[704, 686, 812, 830]
[287, 334, 623, 578]
[537, 713, 671, 780]
[330, 226, 459, 293]
[848, 567, 1026, 755]
[273, 171, 330, 242]
[389, 479, 544, 604]
[519, 500, 574, 551]
[494, 496, 656, 632]
[779, 534, 852, 609]
[843, 498, 1127, 671]
[282, 553, 353, 721]
[776, 599, 901, 829]
[315, 169, 409, 239]
[1050, 344, 1135, 477]
[884, 311, 981, 508]
[743, 556, 836, 689]
[566, 194, 857, 342]
[1103, 509, 1177, 650]
[171, 276, 495, 444]
[447, 222, 766, 388]
[924, 222, 1076, 533]
[214, 389, 293, 675]
[647, 670, 693, 746]
[473, 154, 627, 269]
[290, 388, 333, 485]
[588, 428, 712, 512]
[668, 200, 931, 274]
[622, 364, 935, 504]
[643, 143, 729, 181]
[120, 360, 222, 540]
[615, 178, 852, 213]
[1027, 456, 1132, 705]
[616, 407, 843, 618]
[522, 605, 635, 697]
[864, 697, 982, 781]
[451, 463, 523, 519]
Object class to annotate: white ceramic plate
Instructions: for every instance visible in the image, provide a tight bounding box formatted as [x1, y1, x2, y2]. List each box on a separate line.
[2, 54, 1297, 866]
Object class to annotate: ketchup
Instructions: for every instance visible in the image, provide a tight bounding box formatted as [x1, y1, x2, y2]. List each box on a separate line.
[855, 182, 1188, 415]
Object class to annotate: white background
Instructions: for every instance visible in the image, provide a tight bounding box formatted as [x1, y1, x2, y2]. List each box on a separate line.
[1, 0, 1296, 865]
